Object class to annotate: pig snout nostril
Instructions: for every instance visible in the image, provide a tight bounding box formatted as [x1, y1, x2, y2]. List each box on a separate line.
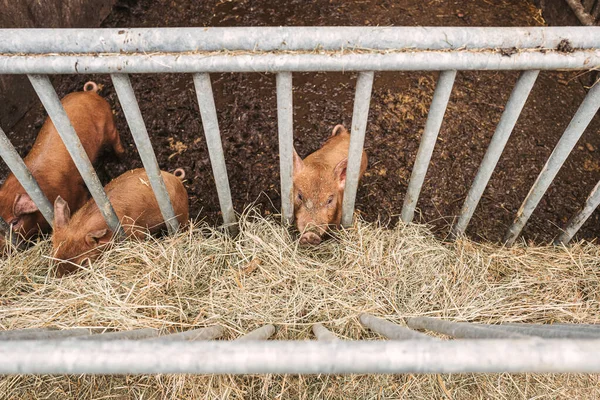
[300, 232, 321, 246]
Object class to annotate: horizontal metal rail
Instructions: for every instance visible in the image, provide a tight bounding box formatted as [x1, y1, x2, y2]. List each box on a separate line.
[1, 27, 599, 53]
[2, 51, 600, 74]
[2, 339, 600, 374]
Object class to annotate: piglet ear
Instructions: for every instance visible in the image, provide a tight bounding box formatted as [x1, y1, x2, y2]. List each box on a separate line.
[53, 196, 71, 229]
[13, 193, 38, 217]
[85, 229, 110, 247]
[293, 147, 304, 174]
[334, 158, 348, 190]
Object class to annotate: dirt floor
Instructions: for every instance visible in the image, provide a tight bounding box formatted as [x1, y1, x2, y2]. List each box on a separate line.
[5, 0, 600, 243]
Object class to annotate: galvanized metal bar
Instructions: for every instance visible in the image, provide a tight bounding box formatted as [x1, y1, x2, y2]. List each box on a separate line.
[406, 317, 530, 339]
[511, 323, 600, 331]
[360, 314, 432, 340]
[0, 328, 90, 340]
[555, 179, 600, 245]
[276, 72, 294, 225]
[0, 125, 54, 226]
[401, 70, 456, 223]
[3, 51, 600, 75]
[0, 215, 11, 233]
[312, 323, 339, 341]
[475, 324, 600, 339]
[2, 27, 600, 54]
[74, 328, 159, 341]
[3, 340, 600, 374]
[452, 70, 539, 237]
[192, 73, 237, 234]
[235, 325, 276, 341]
[152, 326, 224, 341]
[341, 71, 374, 227]
[27, 75, 124, 236]
[504, 81, 600, 246]
[110, 73, 179, 234]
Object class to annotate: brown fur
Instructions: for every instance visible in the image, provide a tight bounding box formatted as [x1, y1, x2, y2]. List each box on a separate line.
[52, 168, 189, 276]
[0, 83, 125, 249]
[293, 124, 368, 245]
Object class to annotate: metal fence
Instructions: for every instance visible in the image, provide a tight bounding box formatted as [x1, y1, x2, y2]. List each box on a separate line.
[2, 315, 600, 374]
[1, 27, 600, 374]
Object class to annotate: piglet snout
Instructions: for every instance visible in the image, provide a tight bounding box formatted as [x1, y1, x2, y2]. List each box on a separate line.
[299, 232, 322, 246]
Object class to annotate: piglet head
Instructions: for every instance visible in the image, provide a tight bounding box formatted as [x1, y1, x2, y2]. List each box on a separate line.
[292, 150, 347, 246]
[51, 196, 111, 277]
[0, 193, 43, 251]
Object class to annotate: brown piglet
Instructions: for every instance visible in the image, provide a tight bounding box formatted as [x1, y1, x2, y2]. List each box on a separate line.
[52, 168, 189, 276]
[0, 81, 125, 249]
[293, 124, 368, 245]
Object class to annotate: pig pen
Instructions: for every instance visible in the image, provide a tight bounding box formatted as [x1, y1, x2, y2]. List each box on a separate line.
[2, 0, 600, 399]
[1, 213, 600, 398]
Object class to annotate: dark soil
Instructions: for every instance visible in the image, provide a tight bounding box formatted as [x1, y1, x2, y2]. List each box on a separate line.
[5, 0, 600, 244]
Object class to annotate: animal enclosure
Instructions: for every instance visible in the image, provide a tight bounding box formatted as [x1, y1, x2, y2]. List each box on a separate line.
[1, 24, 600, 379]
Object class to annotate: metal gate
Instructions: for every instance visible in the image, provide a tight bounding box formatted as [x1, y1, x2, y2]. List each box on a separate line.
[1, 26, 600, 374]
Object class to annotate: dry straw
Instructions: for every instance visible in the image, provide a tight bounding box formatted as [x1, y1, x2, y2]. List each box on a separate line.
[1, 209, 600, 398]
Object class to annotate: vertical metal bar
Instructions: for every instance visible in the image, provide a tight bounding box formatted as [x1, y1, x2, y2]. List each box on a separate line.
[276, 72, 294, 225]
[152, 325, 223, 341]
[341, 71, 374, 227]
[27, 75, 124, 236]
[504, 81, 600, 246]
[235, 324, 276, 341]
[312, 323, 339, 341]
[360, 313, 433, 340]
[110, 74, 179, 234]
[0, 125, 54, 226]
[452, 70, 539, 237]
[401, 70, 457, 223]
[555, 179, 600, 245]
[192, 73, 237, 234]
[406, 317, 530, 339]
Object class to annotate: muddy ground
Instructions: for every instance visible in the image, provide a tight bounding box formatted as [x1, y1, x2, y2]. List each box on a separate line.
[5, 0, 600, 243]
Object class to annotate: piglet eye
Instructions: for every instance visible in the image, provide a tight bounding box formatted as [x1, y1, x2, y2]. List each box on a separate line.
[9, 217, 20, 226]
[297, 192, 303, 202]
[326, 195, 334, 205]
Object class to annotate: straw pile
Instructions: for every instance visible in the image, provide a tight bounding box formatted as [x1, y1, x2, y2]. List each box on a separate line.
[1, 209, 600, 399]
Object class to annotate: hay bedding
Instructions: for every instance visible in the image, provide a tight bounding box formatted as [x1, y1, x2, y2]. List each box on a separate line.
[1, 210, 600, 399]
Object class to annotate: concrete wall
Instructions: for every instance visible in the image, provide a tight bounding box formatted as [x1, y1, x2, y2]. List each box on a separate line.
[0, 0, 116, 130]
